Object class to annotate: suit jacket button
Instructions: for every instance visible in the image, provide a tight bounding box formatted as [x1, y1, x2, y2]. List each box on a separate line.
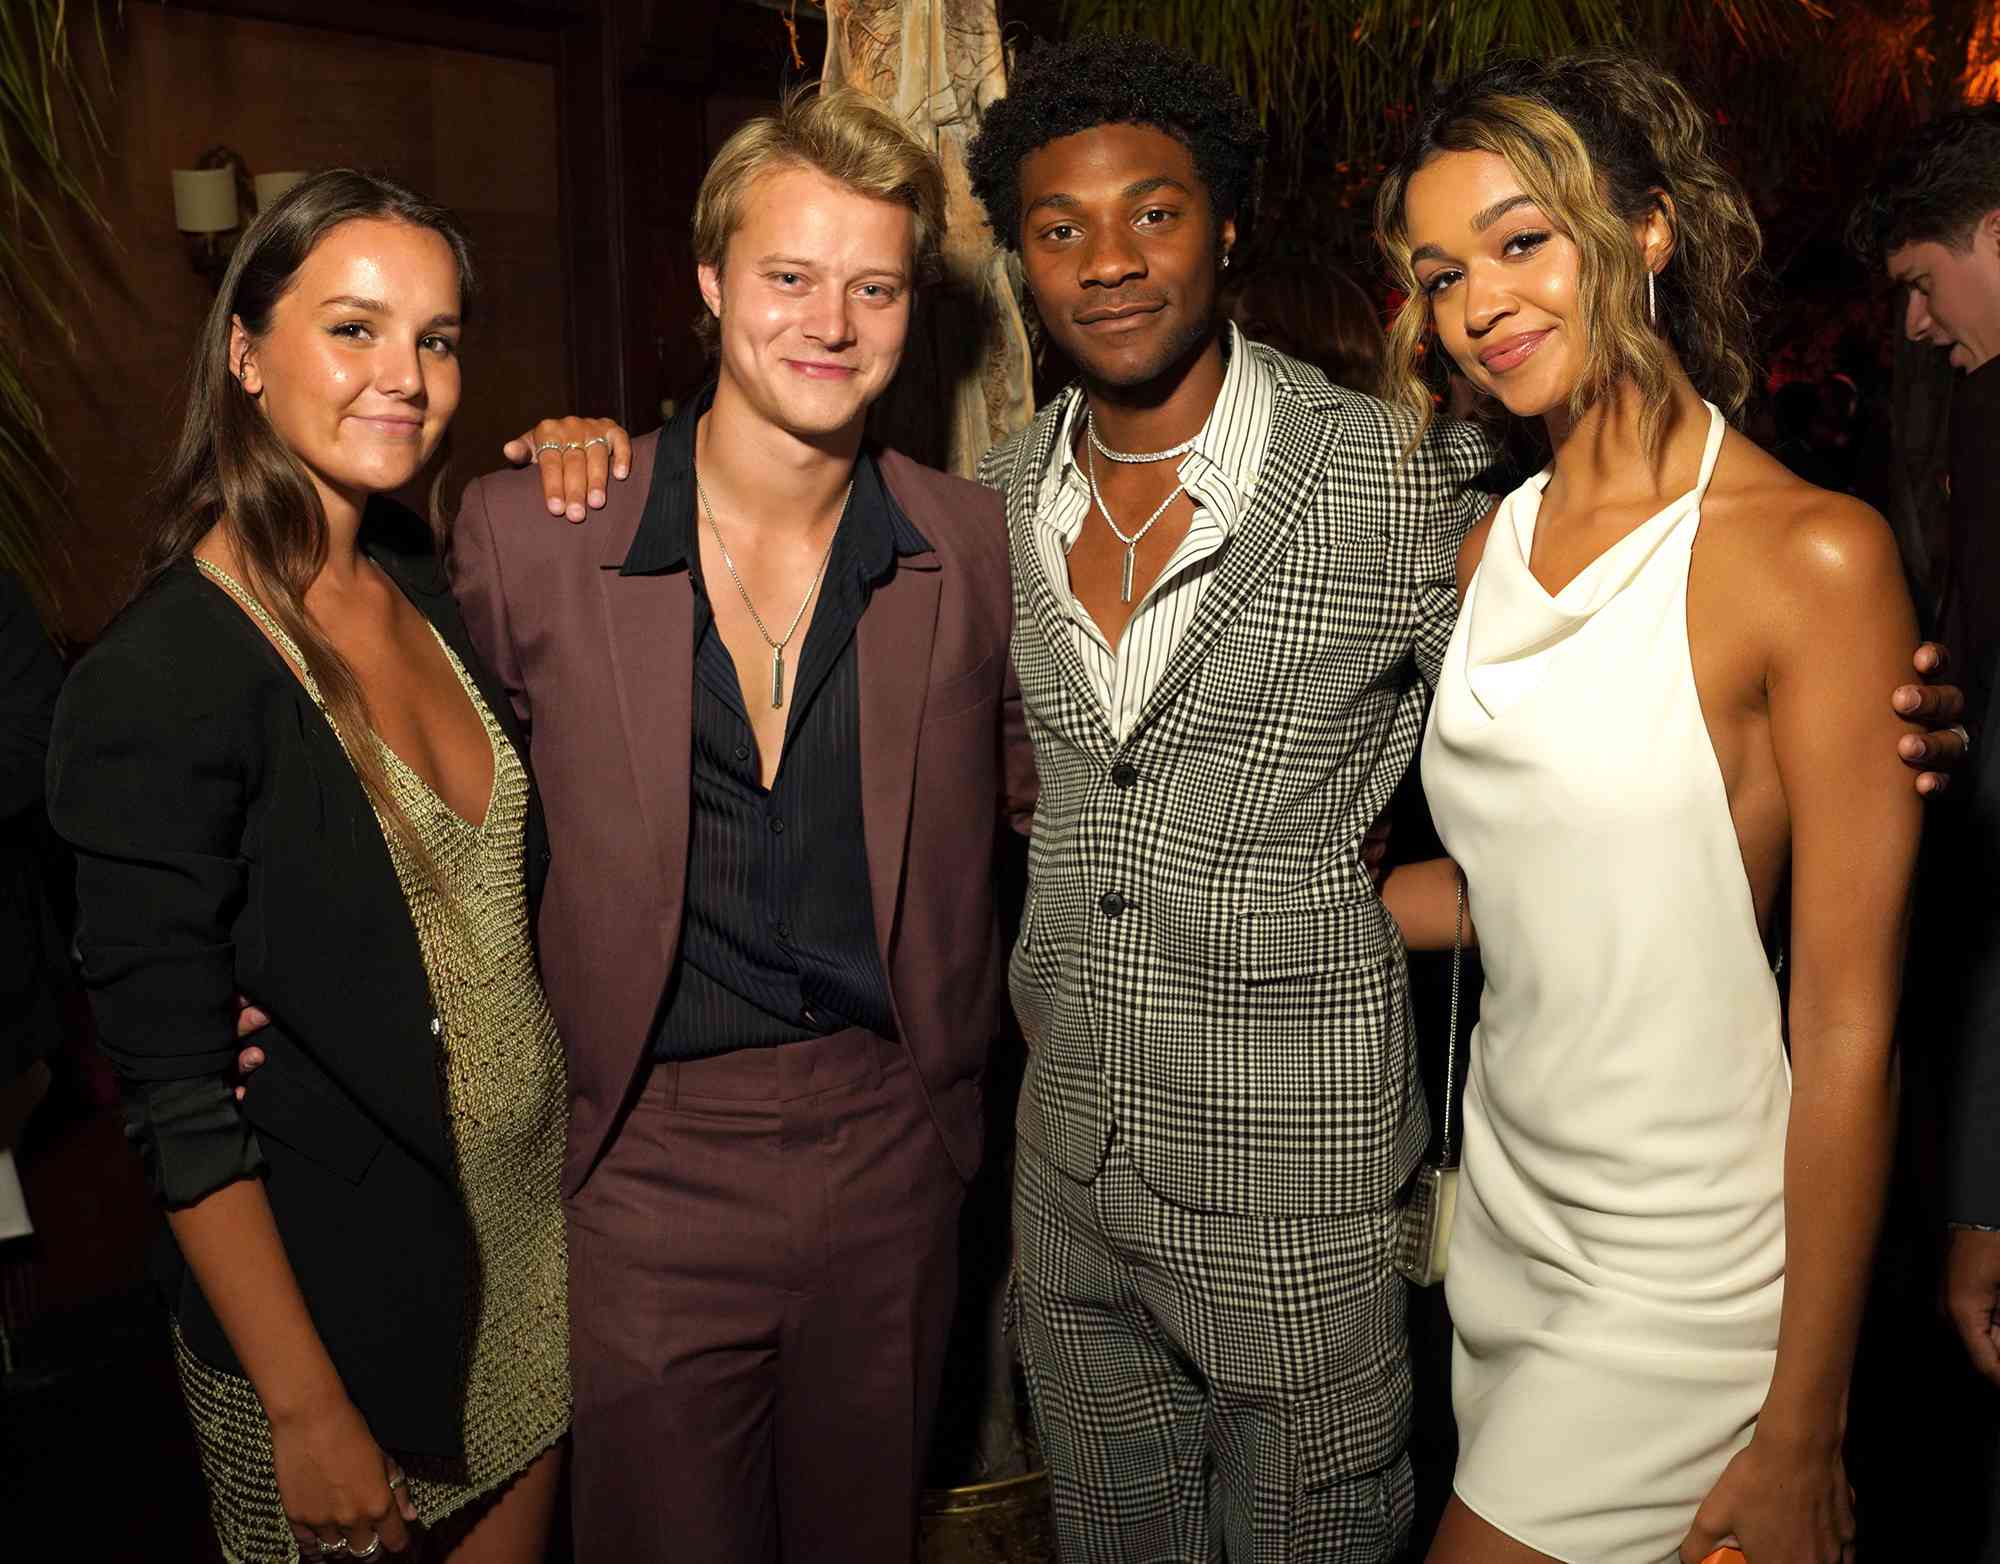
[1111, 762, 1139, 789]
[1099, 892, 1126, 919]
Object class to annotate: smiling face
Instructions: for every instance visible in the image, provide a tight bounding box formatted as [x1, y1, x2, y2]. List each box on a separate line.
[1015, 122, 1235, 393]
[232, 217, 462, 512]
[698, 164, 915, 441]
[1402, 148, 1590, 421]
[1887, 220, 2000, 372]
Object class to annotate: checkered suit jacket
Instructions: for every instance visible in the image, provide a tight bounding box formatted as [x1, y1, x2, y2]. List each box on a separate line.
[980, 342, 1494, 1219]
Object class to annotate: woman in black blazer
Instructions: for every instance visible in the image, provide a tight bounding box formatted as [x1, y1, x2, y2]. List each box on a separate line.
[48, 173, 567, 1562]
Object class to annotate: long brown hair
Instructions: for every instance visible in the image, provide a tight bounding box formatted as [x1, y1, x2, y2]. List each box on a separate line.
[145, 169, 476, 878]
[1375, 51, 1762, 461]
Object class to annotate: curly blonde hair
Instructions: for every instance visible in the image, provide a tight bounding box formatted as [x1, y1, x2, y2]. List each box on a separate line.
[1374, 51, 1761, 459]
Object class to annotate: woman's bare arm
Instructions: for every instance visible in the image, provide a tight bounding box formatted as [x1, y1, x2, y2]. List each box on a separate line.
[168, 1183, 416, 1553]
[1761, 500, 1917, 1443]
[1681, 494, 1920, 1564]
[1381, 858, 1473, 952]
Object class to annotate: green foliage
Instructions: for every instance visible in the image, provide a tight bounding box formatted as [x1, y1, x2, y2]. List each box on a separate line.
[0, 0, 114, 618]
[1062, 0, 1825, 169]
[1054, 1, 1978, 293]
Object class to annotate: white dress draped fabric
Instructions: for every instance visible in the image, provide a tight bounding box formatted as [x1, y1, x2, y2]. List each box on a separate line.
[1422, 404, 1791, 1562]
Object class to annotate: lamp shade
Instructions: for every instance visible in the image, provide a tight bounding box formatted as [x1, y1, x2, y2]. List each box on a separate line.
[172, 167, 238, 234]
[254, 170, 307, 210]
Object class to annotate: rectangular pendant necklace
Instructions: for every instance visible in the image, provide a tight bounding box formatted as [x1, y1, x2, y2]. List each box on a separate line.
[1120, 545, 1136, 604]
[770, 647, 785, 709]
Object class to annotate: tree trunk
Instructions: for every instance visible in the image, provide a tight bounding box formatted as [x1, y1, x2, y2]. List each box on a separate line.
[823, 0, 1034, 479]
[824, 2, 1037, 1488]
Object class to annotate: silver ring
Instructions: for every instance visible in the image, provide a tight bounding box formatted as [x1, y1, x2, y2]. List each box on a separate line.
[560, 440, 586, 452]
[348, 1539, 382, 1560]
[582, 434, 613, 451]
[387, 1469, 410, 1492]
[1950, 722, 1972, 753]
[531, 440, 563, 458]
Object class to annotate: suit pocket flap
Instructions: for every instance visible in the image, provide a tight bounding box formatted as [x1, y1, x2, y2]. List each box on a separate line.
[242, 1034, 387, 1185]
[1240, 899, 1390, 985]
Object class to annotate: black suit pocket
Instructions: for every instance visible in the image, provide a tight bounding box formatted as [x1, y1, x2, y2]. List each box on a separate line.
[241, 1030, 388, 1185]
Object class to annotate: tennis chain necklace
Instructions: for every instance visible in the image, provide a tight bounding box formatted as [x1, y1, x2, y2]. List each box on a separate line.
[694, 471, 849, 708]
[1084, 409, 1191, 603]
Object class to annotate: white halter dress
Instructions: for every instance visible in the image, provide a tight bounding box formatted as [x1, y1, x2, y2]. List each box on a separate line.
[1421, 404, 1790, 1562]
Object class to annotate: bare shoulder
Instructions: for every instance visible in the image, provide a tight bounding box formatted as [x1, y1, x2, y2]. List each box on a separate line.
[1709, 434, 1903, 598]
[1700, 432, 1911, 655]
[1455, 499, 1502, 598]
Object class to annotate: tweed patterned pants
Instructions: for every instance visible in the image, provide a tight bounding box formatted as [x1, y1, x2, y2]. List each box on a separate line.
[1013, 1134, 1414, 1564]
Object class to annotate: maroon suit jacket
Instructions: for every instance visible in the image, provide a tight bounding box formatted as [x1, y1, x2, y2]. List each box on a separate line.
[452, 432, 1034, 1195]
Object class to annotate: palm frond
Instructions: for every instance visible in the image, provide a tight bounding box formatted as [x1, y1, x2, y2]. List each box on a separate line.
[0, 0, 116, 621]
[1063, 0, 1830, 177]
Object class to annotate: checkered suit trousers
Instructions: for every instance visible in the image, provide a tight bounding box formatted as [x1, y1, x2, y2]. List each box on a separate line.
[980, 344, 1493, 1561]
[1014, 1136, 1414, 1564]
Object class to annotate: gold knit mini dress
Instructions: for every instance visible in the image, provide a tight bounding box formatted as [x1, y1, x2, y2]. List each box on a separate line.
[181, 560, 571, 1562]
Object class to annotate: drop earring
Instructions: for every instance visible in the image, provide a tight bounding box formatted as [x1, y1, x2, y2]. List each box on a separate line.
[1646, 267, 1657, 327]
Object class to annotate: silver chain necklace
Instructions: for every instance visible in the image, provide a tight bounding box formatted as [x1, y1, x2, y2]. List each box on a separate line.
[694, 471, 849, 708]
[1085, 430, 1187, 604]
[1087, 408, 1197, 465]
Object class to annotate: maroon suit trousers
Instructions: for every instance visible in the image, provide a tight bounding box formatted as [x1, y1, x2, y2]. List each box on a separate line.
[565, 1027, 964, 1563]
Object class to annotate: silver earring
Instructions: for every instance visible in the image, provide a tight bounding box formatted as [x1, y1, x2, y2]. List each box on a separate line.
[1221, 252, 1231, 271]
[1647, 268, 1657, 327]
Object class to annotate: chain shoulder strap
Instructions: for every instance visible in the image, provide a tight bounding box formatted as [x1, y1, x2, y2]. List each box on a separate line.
[1440, 870, 1466, 1170]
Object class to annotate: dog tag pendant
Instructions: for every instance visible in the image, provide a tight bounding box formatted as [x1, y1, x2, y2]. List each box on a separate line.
[770, 648, 784, 708]
[1120, 544, 1136, 604]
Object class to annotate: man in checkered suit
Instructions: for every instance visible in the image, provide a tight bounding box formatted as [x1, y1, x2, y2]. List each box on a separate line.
[965, 37, 1491, 1563]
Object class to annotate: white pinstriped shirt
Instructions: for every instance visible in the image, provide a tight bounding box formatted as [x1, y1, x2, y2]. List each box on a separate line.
[1030, 323, 1277, 741]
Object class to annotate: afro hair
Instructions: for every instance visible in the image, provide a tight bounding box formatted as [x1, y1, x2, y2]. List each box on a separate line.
[966, 35, 1266, 251]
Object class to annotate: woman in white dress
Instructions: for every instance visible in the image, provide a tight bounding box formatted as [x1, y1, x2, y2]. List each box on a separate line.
[1374, 52, 1920, 1564]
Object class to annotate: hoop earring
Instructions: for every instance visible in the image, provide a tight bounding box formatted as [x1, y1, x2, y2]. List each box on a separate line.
[1647, 268, 1657, 327]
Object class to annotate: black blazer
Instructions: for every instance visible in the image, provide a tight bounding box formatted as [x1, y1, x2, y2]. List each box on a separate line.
[47, 516, 547, 1460]
[1936, 654, 2000, 1228]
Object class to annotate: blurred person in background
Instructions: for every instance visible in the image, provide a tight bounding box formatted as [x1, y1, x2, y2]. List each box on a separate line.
[0, 571, 63, 1160]
[1853, 100, 2000, 1564]
[1228, 256, 1389, 396]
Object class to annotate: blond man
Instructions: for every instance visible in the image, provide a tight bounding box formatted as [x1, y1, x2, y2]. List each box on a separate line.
[453, 89, 1032, 1561]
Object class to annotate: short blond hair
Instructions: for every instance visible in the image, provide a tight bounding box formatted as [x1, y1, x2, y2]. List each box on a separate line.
[691, 85, 946, 350]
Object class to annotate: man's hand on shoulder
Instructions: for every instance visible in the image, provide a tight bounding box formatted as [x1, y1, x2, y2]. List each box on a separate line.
[233, 994, 270, 1102]
[501, 417, 633, 524]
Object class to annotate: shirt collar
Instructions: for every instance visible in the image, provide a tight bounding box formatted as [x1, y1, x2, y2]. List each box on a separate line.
[1044, 320, 1275, 527]
[620, 378, 929, 581]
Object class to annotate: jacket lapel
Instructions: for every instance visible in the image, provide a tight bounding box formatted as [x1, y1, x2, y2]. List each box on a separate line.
[855, 523, 942, 970]
[1124, 396, 1337, 746]
[1006, 399, 1116, 753]
[597, 549, 695, 972]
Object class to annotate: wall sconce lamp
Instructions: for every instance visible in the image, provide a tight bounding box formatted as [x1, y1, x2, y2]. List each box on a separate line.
[170, 147, 308, 289]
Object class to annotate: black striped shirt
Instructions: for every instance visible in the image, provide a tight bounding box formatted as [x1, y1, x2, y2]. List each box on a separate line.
[623, 388, 919, 1059]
